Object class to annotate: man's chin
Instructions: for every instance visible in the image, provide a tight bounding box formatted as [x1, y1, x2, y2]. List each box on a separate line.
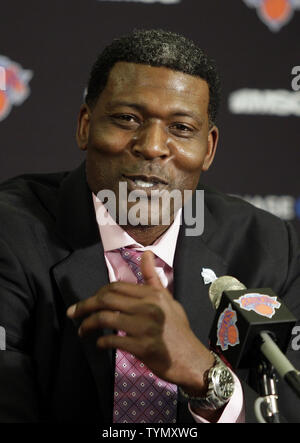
[117, 198, 177, 227]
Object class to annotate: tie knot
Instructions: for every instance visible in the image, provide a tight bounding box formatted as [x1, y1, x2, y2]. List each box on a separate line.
[120, 247, 143, 261]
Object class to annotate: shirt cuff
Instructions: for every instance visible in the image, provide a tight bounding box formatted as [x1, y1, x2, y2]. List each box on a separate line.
[188, 371, 245, 423]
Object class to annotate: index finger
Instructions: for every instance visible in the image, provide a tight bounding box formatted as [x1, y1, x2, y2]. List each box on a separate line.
[141, 250, 164, 289]
[66, 281, 154, 319]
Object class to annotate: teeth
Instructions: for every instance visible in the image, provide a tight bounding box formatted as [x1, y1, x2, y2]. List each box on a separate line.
[134, 179, 155, 188]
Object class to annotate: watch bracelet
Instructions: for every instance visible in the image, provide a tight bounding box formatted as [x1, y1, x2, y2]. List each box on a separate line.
[178, 351, 235, 410]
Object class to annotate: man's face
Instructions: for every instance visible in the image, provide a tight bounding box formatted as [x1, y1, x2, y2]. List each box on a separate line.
[77, 62, 218, 226]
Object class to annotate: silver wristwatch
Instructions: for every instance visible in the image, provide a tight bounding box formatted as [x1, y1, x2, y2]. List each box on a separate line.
[179, 352, 235, 410]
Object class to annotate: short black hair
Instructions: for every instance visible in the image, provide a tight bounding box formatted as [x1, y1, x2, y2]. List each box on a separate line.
[86, 29, 221, 126]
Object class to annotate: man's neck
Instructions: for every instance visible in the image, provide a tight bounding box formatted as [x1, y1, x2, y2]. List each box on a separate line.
[123, 224, 171, 246]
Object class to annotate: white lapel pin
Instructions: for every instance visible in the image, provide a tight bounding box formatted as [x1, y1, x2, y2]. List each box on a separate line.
[201, 268, 218, 285]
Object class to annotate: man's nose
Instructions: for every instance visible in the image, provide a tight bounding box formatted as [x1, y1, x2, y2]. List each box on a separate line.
[131, 122, 170, 159]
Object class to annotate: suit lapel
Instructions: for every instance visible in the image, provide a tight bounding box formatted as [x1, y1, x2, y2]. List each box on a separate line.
[52, 163, 114, 422]
[174, 194, 230, 423]
[174, 194, 229, 348]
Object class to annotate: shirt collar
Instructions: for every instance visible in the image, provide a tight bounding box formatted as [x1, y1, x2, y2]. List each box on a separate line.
[92, 193, 182, 268]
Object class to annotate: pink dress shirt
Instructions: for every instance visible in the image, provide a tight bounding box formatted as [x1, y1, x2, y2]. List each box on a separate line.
[92, 193, 245, 423]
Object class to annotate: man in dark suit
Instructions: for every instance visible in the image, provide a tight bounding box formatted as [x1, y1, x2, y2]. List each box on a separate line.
[0, 29, 299, 423]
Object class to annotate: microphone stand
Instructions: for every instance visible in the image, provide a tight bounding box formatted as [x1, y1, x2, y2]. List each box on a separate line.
[254, 359, 280, 423]
[260, 331, 300, 399]
[254, 331, 300, 423]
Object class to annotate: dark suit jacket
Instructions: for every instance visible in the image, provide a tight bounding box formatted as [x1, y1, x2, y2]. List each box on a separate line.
[0, 162, 299, 423]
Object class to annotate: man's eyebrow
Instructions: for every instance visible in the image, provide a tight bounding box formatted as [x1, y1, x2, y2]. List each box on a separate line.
[107, 101, 204, 124]
[171, 111, 204, 125]
[106, 101, 145, 111]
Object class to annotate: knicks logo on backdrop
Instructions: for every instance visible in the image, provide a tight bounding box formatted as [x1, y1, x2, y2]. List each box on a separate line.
[244, 0, 300, 31]
[0, 56, 33, 122]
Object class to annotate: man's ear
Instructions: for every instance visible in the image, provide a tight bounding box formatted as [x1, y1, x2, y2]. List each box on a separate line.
[76, 104, 91, 152]
[202, 125, 219, 172]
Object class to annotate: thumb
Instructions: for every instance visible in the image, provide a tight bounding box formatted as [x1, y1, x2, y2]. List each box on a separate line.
[140, 250, 164, 289]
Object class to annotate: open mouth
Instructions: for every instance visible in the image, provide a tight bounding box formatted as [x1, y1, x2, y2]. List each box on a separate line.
[122, 174, 168, 190]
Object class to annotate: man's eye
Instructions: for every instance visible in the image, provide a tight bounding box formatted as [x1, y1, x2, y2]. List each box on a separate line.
[112, 114, 139, 125]
[118, 115, 134, 121]
[171, 123, 194, 135]
[175, 124, 190, 131]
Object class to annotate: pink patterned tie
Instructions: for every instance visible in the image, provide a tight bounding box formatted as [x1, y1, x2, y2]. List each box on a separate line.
[113, 247, 178, 423]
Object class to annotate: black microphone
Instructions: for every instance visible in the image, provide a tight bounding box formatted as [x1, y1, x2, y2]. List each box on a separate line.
[208, 276, 300, 398]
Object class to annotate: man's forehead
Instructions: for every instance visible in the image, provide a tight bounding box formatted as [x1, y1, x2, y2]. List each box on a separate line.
[105, 61, 209, 98]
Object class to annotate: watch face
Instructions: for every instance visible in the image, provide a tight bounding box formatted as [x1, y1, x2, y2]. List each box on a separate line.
[213, 367, 235, 400]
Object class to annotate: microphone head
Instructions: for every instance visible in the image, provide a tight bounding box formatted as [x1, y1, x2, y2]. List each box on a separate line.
[209, 285, 296, 369]
[209, 276, 246, 309]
